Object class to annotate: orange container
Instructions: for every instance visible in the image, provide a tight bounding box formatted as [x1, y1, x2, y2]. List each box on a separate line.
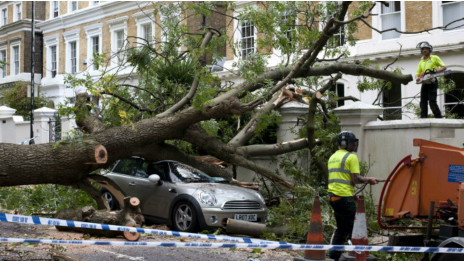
[382, 139, 464, 223]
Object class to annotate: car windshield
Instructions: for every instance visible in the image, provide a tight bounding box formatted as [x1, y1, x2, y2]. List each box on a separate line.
[170, 163, 214, 183]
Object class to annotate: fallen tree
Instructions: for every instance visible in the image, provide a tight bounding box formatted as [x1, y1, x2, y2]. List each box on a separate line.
[0, 2, 424, 199]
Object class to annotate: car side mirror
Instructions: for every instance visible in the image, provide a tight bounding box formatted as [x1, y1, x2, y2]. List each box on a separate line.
[148, 174, 163, 185]
[211, 177, 228, 183]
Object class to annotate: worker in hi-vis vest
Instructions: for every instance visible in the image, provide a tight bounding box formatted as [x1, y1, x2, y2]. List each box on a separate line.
[415, 41, 447, 118]
[327, 131, 379, 261]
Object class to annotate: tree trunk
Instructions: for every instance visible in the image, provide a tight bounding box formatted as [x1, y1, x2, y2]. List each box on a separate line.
[226, 218, 287, 237]
[55, 197, 144, 241]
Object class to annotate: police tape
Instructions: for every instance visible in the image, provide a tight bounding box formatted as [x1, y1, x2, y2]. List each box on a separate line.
[0, 213, 280, 244]
[2, 213, 464, 254]
[1, 237, 464, 254]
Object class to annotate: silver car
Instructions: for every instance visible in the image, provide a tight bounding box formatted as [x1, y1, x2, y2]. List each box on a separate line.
[100, 157, 267, 232]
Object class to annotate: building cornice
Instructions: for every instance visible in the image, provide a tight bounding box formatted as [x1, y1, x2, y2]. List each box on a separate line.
[0, 20, 36, 37]
[345, 43, 464, 62]
[38, 1, 155, 34]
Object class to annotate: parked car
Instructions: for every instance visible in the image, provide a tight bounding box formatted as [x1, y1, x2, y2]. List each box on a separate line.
[100, 157, 267, 232]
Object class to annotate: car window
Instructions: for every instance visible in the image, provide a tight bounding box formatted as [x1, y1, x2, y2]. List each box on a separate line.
[147, 162, 168, 181]
[170, 162, 213, 183]
[112, 158, 147, 178]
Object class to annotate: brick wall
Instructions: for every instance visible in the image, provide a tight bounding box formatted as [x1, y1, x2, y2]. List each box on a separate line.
[22, 31, 44, 74]
[349, 2, 372, 40]
[25, 2, 46, 20]
[225, 8, 234, 61]
[405, 2, 432, 32]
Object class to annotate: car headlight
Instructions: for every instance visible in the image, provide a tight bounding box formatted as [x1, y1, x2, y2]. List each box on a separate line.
[199, 190, 217, 206]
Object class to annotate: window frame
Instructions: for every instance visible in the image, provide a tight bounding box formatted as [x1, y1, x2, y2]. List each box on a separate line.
[1, 8, 7, 26]
[10, 43, 20, 75]
[14, 3, 21, 22]
[379, 1, 403, 40]
[240, 19, 255, 59]
[63, 29, 80, 74]
[44, 34, 59, 78]
[0, 48, 6, 78]
[50, 45, 57, 78]
[69, 1, 78, 12]
[133, 11, 155, 48]
[329, 83, 346, 108]
[381, 82, 403, 120]
[85, 23, 102, 71]
[441, 1, 464, 31]
[51, 1, 59, 18]
[108, 16, 128, 67]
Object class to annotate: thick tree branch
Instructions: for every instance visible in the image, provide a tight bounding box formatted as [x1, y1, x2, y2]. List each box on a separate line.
[75, 93, 107, 134]
[183, 124, 294, 190]
[308, 63, 413, 84]
[305, 74, 342, 183]
[237, 138, 310, 157]
[228, 92, 283, 146]
[132, 142, 233, 180]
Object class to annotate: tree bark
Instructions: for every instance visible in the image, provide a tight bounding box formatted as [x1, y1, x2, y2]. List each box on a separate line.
[55, 197, 144, 241]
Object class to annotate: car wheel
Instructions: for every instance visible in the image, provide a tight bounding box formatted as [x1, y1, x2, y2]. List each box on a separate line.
[172, 202, 199, 232]
[101, 189, 120, 211]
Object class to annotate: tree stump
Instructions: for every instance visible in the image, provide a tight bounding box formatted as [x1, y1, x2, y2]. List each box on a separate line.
[55, 197, 144, 241]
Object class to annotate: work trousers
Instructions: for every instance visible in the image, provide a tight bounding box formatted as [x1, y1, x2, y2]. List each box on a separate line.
[420, 81, 442, 118]
[328, 196, 357, 260]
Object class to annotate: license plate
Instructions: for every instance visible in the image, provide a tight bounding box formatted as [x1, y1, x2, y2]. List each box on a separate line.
[234, 214, 257, 221]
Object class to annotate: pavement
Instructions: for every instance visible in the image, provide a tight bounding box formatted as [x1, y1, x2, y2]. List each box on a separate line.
[0, 221, 299, 261]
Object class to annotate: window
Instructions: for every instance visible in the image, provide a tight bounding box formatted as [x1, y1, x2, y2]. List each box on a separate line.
[113, 158, 147, 178]
[116, 30, 125, 64]
[1, 8, 7, 26]
[442, 2, 464, 31]
[326, 2, 345, 47]
[12, 46, 19, 75]
[0, 50, 6, 78]
[108, 16, 128, 66]
[382, 83, 402, 120]
[70, 41, 76, 73]
[50, 46, 57, 77]
[241, 20, 254, 58]
[142, 24, 152, 44]
[15, 3, 21, 21]
[52, 1, 59, 18]
[91, 36, 99, 69]
[444, 85, 464, 118]
[70, 1, 77, 12]
[330, 83, 345, 107]
[92, 1, 99, 6]
[380, 1, 401, 40]
[280, 8, 297, 49]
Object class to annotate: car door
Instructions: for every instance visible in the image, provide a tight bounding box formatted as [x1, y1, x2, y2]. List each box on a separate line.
[138, 161, 178, 219]
[106, 158, 148, 199]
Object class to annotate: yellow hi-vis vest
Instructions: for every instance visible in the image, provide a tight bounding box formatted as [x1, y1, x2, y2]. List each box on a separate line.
[328, 149, 359, 197]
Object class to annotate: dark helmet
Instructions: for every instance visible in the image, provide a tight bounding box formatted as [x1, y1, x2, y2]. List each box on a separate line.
[416, 41, 433, 53]
[338, 131, 359, 152]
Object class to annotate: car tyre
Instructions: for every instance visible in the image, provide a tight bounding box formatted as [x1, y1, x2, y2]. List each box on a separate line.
[172, 201, 199, 232]
[101, 189, 120, 211]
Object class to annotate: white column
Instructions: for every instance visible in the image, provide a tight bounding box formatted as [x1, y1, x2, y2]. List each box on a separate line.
[33, 107, 57, 144]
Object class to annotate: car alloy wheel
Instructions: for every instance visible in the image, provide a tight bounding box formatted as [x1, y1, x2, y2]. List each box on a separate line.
[173, 202, 198, 232]
[102, 190, 119, 210]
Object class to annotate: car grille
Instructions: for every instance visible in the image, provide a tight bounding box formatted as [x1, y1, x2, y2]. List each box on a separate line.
[222, 200, 261, 210]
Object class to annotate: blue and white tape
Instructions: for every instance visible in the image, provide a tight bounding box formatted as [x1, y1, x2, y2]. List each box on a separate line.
[0, 213, 280, 244]
[1, 237, 464, 254]
[2, 213, 464, 254]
